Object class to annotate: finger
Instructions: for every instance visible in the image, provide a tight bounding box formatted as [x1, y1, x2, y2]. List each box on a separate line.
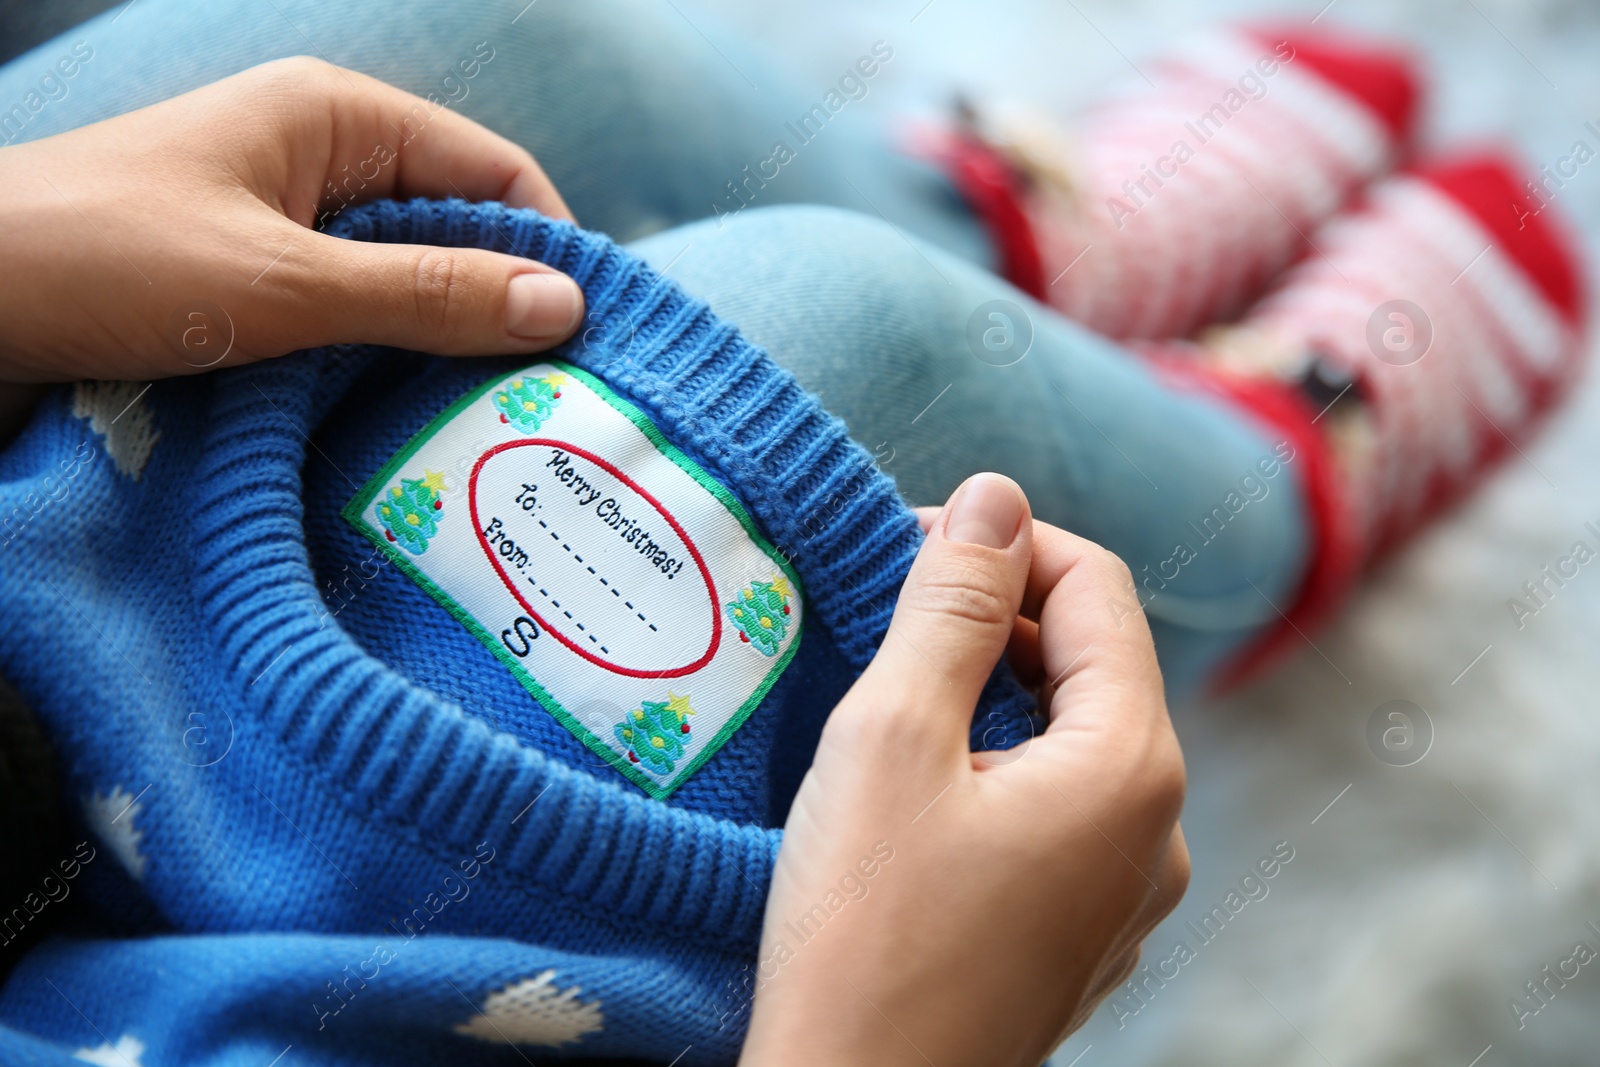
[1017, 519, 1133, 622]
[918, 508, 1051, 682]
[1006, 616, 1044, 690]
[243, 58, 573, 223]
[855, 474, 1032, 743]
[348, 76, 573, 217]
[283, 229, 585, 355]
[925, 505, 1048, 687]
[1016, 521, 1163, 716]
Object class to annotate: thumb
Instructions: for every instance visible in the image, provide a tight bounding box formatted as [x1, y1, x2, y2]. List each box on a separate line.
[855, 473, 1032, 749]
[293, 232, 586, 355]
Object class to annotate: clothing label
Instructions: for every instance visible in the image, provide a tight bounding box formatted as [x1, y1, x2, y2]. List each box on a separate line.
[344, 361, 803, 799]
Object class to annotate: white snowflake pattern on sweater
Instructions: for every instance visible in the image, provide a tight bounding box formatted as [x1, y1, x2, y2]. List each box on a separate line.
[74, 1033, 144, 1066]
[454, 970, 603, 1047]
[84, 786, 148, 881]
[73, 380, 160, 480]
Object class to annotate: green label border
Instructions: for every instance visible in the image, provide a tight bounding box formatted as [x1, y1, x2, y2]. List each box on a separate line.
[341, 360, 804, 800]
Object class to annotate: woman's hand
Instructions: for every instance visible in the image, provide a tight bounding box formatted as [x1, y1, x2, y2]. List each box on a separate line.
[740, 474, 1190, 1066]
[0, 56, 584, 385]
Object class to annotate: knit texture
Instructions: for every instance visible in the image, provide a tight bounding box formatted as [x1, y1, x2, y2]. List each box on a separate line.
[1243, 154, 1587, 558]
[0, 198, 1038, 1065]
[1142, 151, 1589, 685]
[928, 25, 1419, 337]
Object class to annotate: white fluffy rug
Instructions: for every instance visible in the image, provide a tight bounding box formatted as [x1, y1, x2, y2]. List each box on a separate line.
[699, 0, 1600, 1061]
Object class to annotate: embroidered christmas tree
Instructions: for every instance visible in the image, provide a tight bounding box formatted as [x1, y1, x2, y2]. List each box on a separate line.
[725, 574, 793, 657]
[614, 692, 694, 775]
[494, 372, 566, 433]
[377, 469, 447, 555]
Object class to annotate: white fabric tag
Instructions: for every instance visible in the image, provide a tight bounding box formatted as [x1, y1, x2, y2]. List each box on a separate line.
[344, 361, 803, 798]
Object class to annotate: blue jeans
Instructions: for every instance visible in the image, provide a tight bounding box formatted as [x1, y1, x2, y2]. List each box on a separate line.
[0, 0, 1308, 699]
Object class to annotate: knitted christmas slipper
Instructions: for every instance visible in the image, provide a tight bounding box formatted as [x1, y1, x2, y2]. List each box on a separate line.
[1150, 152, 1589, 683]
[927, 25, 1420, 339]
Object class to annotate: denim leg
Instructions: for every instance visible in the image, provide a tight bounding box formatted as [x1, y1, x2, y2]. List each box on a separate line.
[0, 0, 990, 262]
[629, 206, 1312, 702]
[0, 0, 1309, 697]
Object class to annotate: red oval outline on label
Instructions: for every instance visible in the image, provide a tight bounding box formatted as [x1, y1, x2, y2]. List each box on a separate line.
[468, 438, 722, 679]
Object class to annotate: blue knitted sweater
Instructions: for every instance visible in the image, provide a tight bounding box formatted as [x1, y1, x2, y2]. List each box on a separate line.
[0, 199, 1036, 1066]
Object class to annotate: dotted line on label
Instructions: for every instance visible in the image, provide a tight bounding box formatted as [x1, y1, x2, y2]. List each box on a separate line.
[524, 582, 610, 655]
[535, 514, 658, 634]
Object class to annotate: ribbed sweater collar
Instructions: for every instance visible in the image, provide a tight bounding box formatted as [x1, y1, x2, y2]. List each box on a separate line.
[186, 199, 1016, 948]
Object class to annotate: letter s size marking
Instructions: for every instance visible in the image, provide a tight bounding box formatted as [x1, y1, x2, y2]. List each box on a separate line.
[501, 615, 541, 657]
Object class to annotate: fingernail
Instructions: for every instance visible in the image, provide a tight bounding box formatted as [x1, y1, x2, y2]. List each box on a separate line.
[506, 273, 583, 340]
[945, 474, 1024, 549]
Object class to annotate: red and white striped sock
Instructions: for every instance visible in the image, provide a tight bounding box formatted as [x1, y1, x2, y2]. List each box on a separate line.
[1154, 152, 1589, 682]
[1246, 153, 1587, 556]
[935, 25, 1420, 339]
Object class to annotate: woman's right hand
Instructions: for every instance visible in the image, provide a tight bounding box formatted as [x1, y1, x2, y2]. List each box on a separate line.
[740, 473, 1189, 1066]
[0, 56, 583, 387]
